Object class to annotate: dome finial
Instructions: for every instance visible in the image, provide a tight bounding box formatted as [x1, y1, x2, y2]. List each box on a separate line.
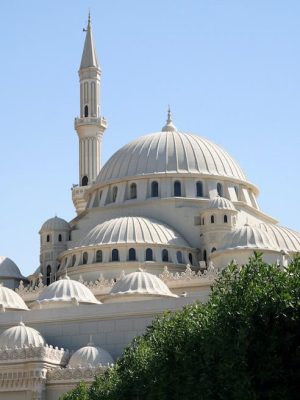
[162, 105, 177, 132]
[88, 335, 94, 346]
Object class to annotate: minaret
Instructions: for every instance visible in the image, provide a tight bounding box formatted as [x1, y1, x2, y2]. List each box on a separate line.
[72, 14, 107, 214]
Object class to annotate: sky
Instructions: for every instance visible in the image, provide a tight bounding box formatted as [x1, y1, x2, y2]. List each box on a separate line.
[0, 0, 299, 276]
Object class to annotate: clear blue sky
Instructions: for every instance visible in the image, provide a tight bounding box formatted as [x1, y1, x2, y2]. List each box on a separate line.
[0, 0, 299, 276]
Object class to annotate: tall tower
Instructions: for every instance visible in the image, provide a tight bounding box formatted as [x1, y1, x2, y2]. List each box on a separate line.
[72, 14, 107, 214]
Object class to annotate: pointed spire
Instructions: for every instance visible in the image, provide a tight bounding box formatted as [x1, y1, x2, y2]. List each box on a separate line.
[162, 105, 177, 132]
[80, 12, 99, 69]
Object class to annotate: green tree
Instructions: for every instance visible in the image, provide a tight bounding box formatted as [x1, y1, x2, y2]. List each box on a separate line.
[61, 253, 300, 400]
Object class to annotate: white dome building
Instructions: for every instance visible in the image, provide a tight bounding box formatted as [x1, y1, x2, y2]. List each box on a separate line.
[31, 276, 101, 309]
[0, 14, 299, 400]
[68, 342, 113, 368]
[104, 271, 178, 303]
[0, 285, 29, 312]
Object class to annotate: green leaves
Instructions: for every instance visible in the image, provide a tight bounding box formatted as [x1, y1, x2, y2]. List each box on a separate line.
[61, 253, 300, 400]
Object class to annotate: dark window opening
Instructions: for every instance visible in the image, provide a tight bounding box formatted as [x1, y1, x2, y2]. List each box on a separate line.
[196, 181, 203, 197]
[84, 105, 88, 117]
[211, 247, 216, 253]
[58, 234, 62, 242]
[130, 183, 137, 199]
[146, 248, 153, 261]
[46, 265, 51, 286]
[162, 249, 169, 262]
[112, 249, 119, 262]
[224, 215, 228, 223]
[82, 176, 88, 186]
[82, 252, 88, 265]
[203, 250, 207, 263]
[151, 181, 159, 197]
[96, 250, 103, 263]
[72, 255, 76, 267]
[211, 215, 215, 224]
[217, 183, 223, 197]
[112, 186, 118, 202]
[174, 181, 182, 197]
[46, 234, 51, 243]
[188, 253, 193, 264]
[128, 248, 136, 261]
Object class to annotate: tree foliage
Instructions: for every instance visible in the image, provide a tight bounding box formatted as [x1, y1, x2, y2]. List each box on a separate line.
[61, 253, 300, 400]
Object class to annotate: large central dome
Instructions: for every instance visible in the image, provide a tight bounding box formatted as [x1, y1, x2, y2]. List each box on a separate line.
[96, 130, 246, 184]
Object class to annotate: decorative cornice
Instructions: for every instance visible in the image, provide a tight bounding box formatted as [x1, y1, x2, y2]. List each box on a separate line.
[47, 365, 108, 382]
[0, 345, 69, 365]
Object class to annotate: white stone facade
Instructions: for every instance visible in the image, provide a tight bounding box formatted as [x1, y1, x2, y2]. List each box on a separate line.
[0, 14, 300, 400]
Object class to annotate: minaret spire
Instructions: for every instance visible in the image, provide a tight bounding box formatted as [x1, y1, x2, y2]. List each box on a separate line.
[162, 105, 177, 132]
[73, 14, 107, 214]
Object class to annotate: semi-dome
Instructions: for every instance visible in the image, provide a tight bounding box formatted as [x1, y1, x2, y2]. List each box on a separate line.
[0, 322, 46, 349]
[259, 223, 300, 253]
[0, 285, 29, 311]
[40, 216, 70, 232]
[105, 271, 178, 302]
[222, 224, 278, 251]
[205, 196, 236, 211]
[96, 130, 247, 185]
[72, 216, 190, 249]
[31, 276, 101, 309]
[68, 343, 113, 368]
[0, 256, 23, 279]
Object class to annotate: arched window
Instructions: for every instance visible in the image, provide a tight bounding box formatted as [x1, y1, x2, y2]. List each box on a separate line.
[203, 250, 207, 263]
[176, 251, 183, 264]
[128, 248, 136, 261]
[82, 252, 88, 265]
[211, 215, 215, 224]
[189, 253, 193, 264]
[84, 105, 88, 117]
[46, 234, 51, 243]
[72, 255, 76, 267]
[217, 183, 223, 197]
[130, 183, 137, 199]
[145, 248, 153, 261]
[96, 250, 103, 263]
[162, 249, 169, 262]
[112, 186, 118, 202]
[174, 181, 182, 197]
[82, 176, 88, 186]
[224, 215, 228, 223]
[112, 249, 119, 262]
[196, 181, 203, 197]
[69, 232, 72, 241]
[46, 265, 51, 286]
[57, 264, 60, 271]
[202, 217, 205, 225]
[234, 186, 239, 199]
[211, 247, 216, 253]
[58, 234, 62, 242]
[151, 181, 159, 197]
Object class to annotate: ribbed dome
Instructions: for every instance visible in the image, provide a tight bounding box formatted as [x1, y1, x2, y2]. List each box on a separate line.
[0, 257, 23, 279]
[259, 223, 300, 252]
[73, 216, 190, 249]
[31, 276, 101, 309]
[206, 196, 236, 211]
[0, 322, 46, 349]
[106, 271, 177, 301]
[40, 216, 70, 232]
[96, 131, 247, 184]
[68, 344, 113, 368]
[0, 285, 29, 311]
[223, 225, 278, 251]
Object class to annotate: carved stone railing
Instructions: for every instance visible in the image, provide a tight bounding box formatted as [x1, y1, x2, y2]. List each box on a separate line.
[47, 365, 109, 382]
[15, 265, 219, 302]
[0, 344, 69, 365]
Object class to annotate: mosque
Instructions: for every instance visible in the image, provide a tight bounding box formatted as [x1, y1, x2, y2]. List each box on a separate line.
[0, 15, 299, 400]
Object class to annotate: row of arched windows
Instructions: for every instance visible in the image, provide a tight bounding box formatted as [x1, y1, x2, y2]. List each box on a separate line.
[46, 234, 63, 243]
[66, 248, 194, 267]
[201, 214, 229, 225]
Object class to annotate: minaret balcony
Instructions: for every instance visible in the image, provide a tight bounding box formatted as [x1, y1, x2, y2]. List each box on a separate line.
[74, 116, 107, 129]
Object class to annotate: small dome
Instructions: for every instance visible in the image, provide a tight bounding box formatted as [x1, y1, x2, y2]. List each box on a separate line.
[72, 216, 190, 249]
[0, 322, 46, 349]
[222, 225, 278, 251]
[0, 257, 23, 279]
[0, 285, 29, 311]
[40, 216, 70, 233]
[206, 196, 236, 211]
[106, 271, 177, 302]
[31, 276, 101, 309]
[68, 344, 113, 368]
[96, 131, 247, 185]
